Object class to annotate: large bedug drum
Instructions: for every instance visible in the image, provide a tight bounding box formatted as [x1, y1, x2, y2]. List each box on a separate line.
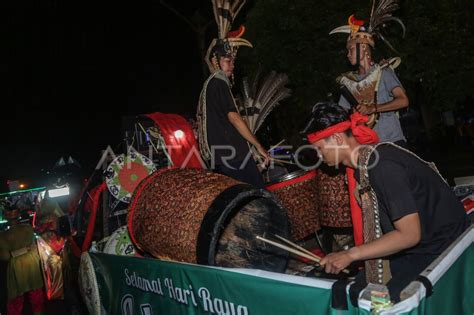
[266, 169, 320, 241]
[317, 170, 352, 228]
[128, 168, 289, 272]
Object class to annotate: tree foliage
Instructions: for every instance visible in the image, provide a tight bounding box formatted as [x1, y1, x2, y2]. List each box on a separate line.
[400, 0, 474, 111]
[238, 0, 473, 142]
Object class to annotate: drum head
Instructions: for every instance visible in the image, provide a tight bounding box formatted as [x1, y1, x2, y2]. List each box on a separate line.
[262, 165, 290, 184]
[79, 252, 101, 314]
[105, 151, 156, 203]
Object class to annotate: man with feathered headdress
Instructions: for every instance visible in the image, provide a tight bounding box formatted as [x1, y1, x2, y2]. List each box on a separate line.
[330, 0, 409, 147]
[197, 0, 269, 188]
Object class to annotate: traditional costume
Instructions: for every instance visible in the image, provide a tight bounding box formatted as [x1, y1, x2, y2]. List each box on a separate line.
[306, 110, 470, 300]
[330, 0, 407, 144]
[315, 0, 408, 253]
[197, 0, 264, 188]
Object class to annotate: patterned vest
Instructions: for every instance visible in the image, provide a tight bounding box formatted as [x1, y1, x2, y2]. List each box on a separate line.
[338, 65, 383, 128]
[196, 71, 231, 162]
[338, 65, 383, 105]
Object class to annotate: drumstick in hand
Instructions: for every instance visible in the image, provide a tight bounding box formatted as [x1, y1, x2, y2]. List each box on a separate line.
[274, 235, 350, 274]
[269, 157, 295, 165]
[274, 234, 322, 262]
[267, 139, 286, 153]
[256, 236, 322, 265]
[257, 235, 350, 274]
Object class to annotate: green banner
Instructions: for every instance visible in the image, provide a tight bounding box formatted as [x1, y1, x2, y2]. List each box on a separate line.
[90, 253, 337, 315]
[403, 243, 474, 315]
[89, 243, 473, 315]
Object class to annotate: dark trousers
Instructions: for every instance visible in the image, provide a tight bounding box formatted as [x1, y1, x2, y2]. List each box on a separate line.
[215, 159, 265, 189]
[355, 253, 437, 302]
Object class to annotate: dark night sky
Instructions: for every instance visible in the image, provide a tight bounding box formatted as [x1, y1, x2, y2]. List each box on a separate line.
[0, 1, 211, 191]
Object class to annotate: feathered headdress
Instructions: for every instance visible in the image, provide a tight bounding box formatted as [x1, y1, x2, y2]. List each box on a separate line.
[205, 0, 253, 72]
[329, 0, 406, 51]
[239, 70, 291, 133]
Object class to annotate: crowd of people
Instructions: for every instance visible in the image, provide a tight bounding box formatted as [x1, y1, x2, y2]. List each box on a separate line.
[0, 197, 46, 314]
[0, 189, 74, 314]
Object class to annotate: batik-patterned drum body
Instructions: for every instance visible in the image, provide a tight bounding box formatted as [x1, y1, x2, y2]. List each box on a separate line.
[128, 168, 289, 272]
[266, 170, 320, 240]
[317, 170, 352, 228]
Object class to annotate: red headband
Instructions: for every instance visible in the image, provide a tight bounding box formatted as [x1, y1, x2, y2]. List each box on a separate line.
[307, 112, 379, 248]
[307, 112, 379, 145]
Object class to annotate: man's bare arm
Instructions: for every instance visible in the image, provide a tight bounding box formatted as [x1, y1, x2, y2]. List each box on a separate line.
[348, 213, 421, 260]
[227, 112, 269, 163]
[320, 213, 421, 274]
[376, 86, 409, 112]
[357, 86, 409, 115]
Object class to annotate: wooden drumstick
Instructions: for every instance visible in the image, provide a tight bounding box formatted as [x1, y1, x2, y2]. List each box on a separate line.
[269, 157, 295, 165]
[257, 235, 350, 274]
[267, 139, 286, 152]
[274, 234, 322, 262]
[256, 236, 321, 265]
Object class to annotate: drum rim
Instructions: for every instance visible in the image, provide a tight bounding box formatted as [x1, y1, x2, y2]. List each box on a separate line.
[79, 252, 102, 314]
[198, 185, 290, 270]
[266, 169, 312, 185]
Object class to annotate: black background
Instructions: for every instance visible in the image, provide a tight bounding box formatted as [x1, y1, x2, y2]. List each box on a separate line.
[0, 1, 212, 191]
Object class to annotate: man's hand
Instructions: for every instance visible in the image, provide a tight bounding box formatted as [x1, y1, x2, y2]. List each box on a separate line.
[255, 144, 270, 167]
[319, 250, 356, 274]
[356, 104, 377, 115]
[228, 112, 269, 166]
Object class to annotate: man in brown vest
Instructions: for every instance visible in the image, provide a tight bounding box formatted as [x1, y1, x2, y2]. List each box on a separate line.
[330, 6, 409, 146]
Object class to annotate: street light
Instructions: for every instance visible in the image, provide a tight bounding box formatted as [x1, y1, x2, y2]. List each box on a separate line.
[48, 186, 70, 198]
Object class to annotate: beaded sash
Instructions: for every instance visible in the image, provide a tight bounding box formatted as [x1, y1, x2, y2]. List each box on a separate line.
[357, 144, 388, 284]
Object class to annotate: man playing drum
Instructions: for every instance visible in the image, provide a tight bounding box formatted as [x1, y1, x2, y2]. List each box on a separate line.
[304, 102, 470, 301]
[197, 0, 269, 188]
